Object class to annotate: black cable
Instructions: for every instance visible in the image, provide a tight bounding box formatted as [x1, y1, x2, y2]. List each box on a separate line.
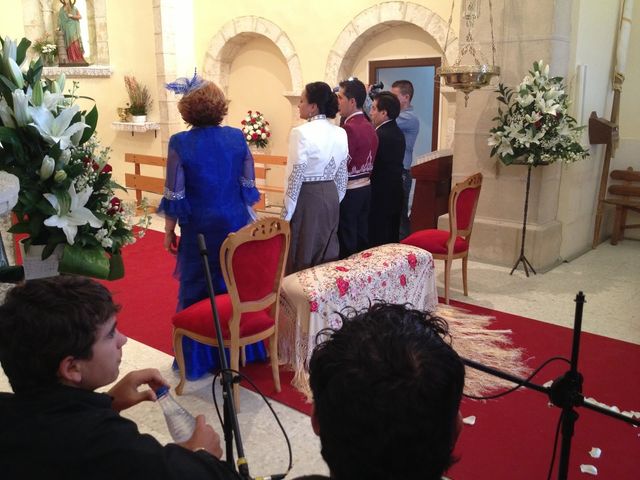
[546, 411, 564, 480]
[463, 356, 570, 400]
[211, 368, 294, 476]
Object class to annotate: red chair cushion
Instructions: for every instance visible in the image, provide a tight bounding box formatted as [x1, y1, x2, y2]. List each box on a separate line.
[232, 234, 284, 302]
[401, 229, 469, 254]
[456, 187, 480, 230]
[172, 293, 274, 339]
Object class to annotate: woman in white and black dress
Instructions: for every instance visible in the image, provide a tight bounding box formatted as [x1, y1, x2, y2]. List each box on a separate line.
[282, 82, 348, 275]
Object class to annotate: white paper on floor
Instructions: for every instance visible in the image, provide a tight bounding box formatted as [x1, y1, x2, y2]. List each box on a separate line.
[589, 447, 602, 459]
[462, 415, 476, 426]
[580, 464, 598, 476]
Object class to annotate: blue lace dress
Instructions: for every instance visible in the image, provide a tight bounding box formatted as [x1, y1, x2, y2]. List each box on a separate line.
[159, 126, 264, 379]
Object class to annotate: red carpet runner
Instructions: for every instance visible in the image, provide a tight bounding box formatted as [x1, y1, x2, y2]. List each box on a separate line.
[106, 231, 639, 479]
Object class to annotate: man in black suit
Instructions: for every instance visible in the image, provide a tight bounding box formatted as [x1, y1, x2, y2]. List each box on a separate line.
[368, 91, 405, 247]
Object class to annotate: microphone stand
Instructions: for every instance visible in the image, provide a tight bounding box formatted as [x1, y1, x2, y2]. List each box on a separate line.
[197, 234, 251, 480]
[461, 291, 639, 480]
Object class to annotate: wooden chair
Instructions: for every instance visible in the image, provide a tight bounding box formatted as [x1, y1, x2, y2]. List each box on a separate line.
[401, 172, 483, 304]
[171, 217, 290, 408]
[604, 167, 640, 245]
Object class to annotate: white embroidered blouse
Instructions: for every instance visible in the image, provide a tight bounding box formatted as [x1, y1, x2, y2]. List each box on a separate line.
[282, 116, 349, 220]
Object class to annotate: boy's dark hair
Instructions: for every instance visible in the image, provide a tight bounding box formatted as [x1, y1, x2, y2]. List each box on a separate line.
[338, 79, 367, 108]
[0, 277, 120, 393]
[305, 82, 339, 119]
[391, 79, 415, 101]
[309, 303, 465, 480]
[373, 91, 401, 120]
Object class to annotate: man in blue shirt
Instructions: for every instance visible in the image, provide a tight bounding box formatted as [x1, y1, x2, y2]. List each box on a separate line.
[391, 80, 420, 240]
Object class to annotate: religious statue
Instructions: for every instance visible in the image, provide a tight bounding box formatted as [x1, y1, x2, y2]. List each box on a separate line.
[57, 0, 88, 65]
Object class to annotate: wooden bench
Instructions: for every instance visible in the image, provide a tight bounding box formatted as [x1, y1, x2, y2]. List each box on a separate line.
[253, 154, 287, 212]
[124, 153, 167, 212]
[124, 152, 287, 213]
[604, 167, 640, 245]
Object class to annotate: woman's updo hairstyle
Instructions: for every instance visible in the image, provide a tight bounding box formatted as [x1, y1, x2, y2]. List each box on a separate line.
[178, 81, 228, 127]
[305, 82, 339, 119]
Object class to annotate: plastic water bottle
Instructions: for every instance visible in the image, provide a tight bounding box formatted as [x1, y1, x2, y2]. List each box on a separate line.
[155, 386, 196, 443]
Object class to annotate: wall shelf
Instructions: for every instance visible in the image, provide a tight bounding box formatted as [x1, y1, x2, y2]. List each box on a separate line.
[111, 121, 160, 138]
[42, 65, 113, 78]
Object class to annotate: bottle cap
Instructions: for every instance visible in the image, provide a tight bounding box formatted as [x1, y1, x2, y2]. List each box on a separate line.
[155, 385, 170, 398]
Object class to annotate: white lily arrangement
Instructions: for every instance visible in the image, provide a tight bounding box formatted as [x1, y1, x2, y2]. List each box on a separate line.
[0, 35, 148, 280]
[488, 60, 589, 166]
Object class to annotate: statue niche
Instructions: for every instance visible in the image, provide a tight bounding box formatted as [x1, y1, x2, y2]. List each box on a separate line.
[56, 0, 89, 66]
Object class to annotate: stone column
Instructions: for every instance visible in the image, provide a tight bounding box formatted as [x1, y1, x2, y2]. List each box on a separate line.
[152, 0, 186, 154]
[448, 0, 572, 271]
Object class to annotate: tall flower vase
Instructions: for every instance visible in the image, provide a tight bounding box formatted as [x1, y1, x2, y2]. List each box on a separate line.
[19, 241, 64, 280]
[509, 160, 548, 277]
[249, 144, 269, 156]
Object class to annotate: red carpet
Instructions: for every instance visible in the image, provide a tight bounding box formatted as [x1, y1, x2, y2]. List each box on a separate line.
[108, 231, 639, 479]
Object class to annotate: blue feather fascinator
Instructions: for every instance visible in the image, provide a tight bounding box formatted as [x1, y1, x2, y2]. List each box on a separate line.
[165, 70, 206, 95]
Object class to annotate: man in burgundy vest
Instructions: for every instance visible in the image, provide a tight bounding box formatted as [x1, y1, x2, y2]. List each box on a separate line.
[336, 79, 379, 258]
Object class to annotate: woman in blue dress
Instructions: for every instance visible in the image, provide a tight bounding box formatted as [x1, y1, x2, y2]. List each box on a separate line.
[160, 74, 262, 379]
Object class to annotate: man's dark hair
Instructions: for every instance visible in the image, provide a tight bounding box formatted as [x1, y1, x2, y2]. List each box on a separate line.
[309, 303, 465, 480]
[392, 79, 414, 101]
[338, 79, 367, 108]
[373, 91, 401, 120]
[0, 277, 120, 393]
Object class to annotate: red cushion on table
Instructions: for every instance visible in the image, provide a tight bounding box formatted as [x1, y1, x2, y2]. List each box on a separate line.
[172, 293, 274, 339]
[401, 229, 469, 254]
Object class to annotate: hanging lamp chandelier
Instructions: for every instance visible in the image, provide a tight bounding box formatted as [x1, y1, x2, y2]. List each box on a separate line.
[437, 0, 500, 106]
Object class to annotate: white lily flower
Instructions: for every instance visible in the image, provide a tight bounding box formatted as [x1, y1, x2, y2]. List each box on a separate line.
[517, 93, 535, 107]
[7, 57, 24, 89]
[2, 36, 16, 62]
[43, 184, 103, 245]
[0, 97, 16, 128]
[43, 91, 65, 111]
[12, 89, 31, 126]
[29, 104, 88, 150]
[39, 155, 55, 180]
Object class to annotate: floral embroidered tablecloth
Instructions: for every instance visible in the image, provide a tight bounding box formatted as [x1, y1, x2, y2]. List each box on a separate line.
[278, 243, 437, 396]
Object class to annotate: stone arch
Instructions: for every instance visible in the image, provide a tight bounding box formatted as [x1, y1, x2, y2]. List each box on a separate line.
[325, 1, 457, 86]
[202, 16, 303, 96]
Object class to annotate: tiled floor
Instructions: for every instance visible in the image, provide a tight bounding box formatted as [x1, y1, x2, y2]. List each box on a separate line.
[1, 220, 638, 477]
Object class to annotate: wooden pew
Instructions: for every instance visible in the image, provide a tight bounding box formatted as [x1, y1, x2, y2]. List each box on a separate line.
[124, 153, 167, 212]
[253, 154, 286, 212]
[124, 152, 287, 213]
[605, 167, 640, 245]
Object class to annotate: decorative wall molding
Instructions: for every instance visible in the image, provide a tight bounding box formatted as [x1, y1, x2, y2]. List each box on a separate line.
[325, 1, 457, 86]
[42, 65, 112, 78]
[202, 16, 303, 95]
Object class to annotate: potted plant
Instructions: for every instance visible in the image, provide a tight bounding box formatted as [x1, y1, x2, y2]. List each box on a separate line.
[0, 35, 149, 280]
[124, 75, 152, 123]
[32, 35, 58, 67]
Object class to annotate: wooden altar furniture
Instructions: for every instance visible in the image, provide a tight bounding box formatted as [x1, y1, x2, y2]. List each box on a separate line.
[605, 167, 640, 245]
[401, 172, 483, 304]
[172, 217, 290, 409]
[278, 243, 438, 397]
[124, 153, 167, 213]
[589, 112, 620, 247]
[253, 154, 287, 212]
[410, 150, 453, 232]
